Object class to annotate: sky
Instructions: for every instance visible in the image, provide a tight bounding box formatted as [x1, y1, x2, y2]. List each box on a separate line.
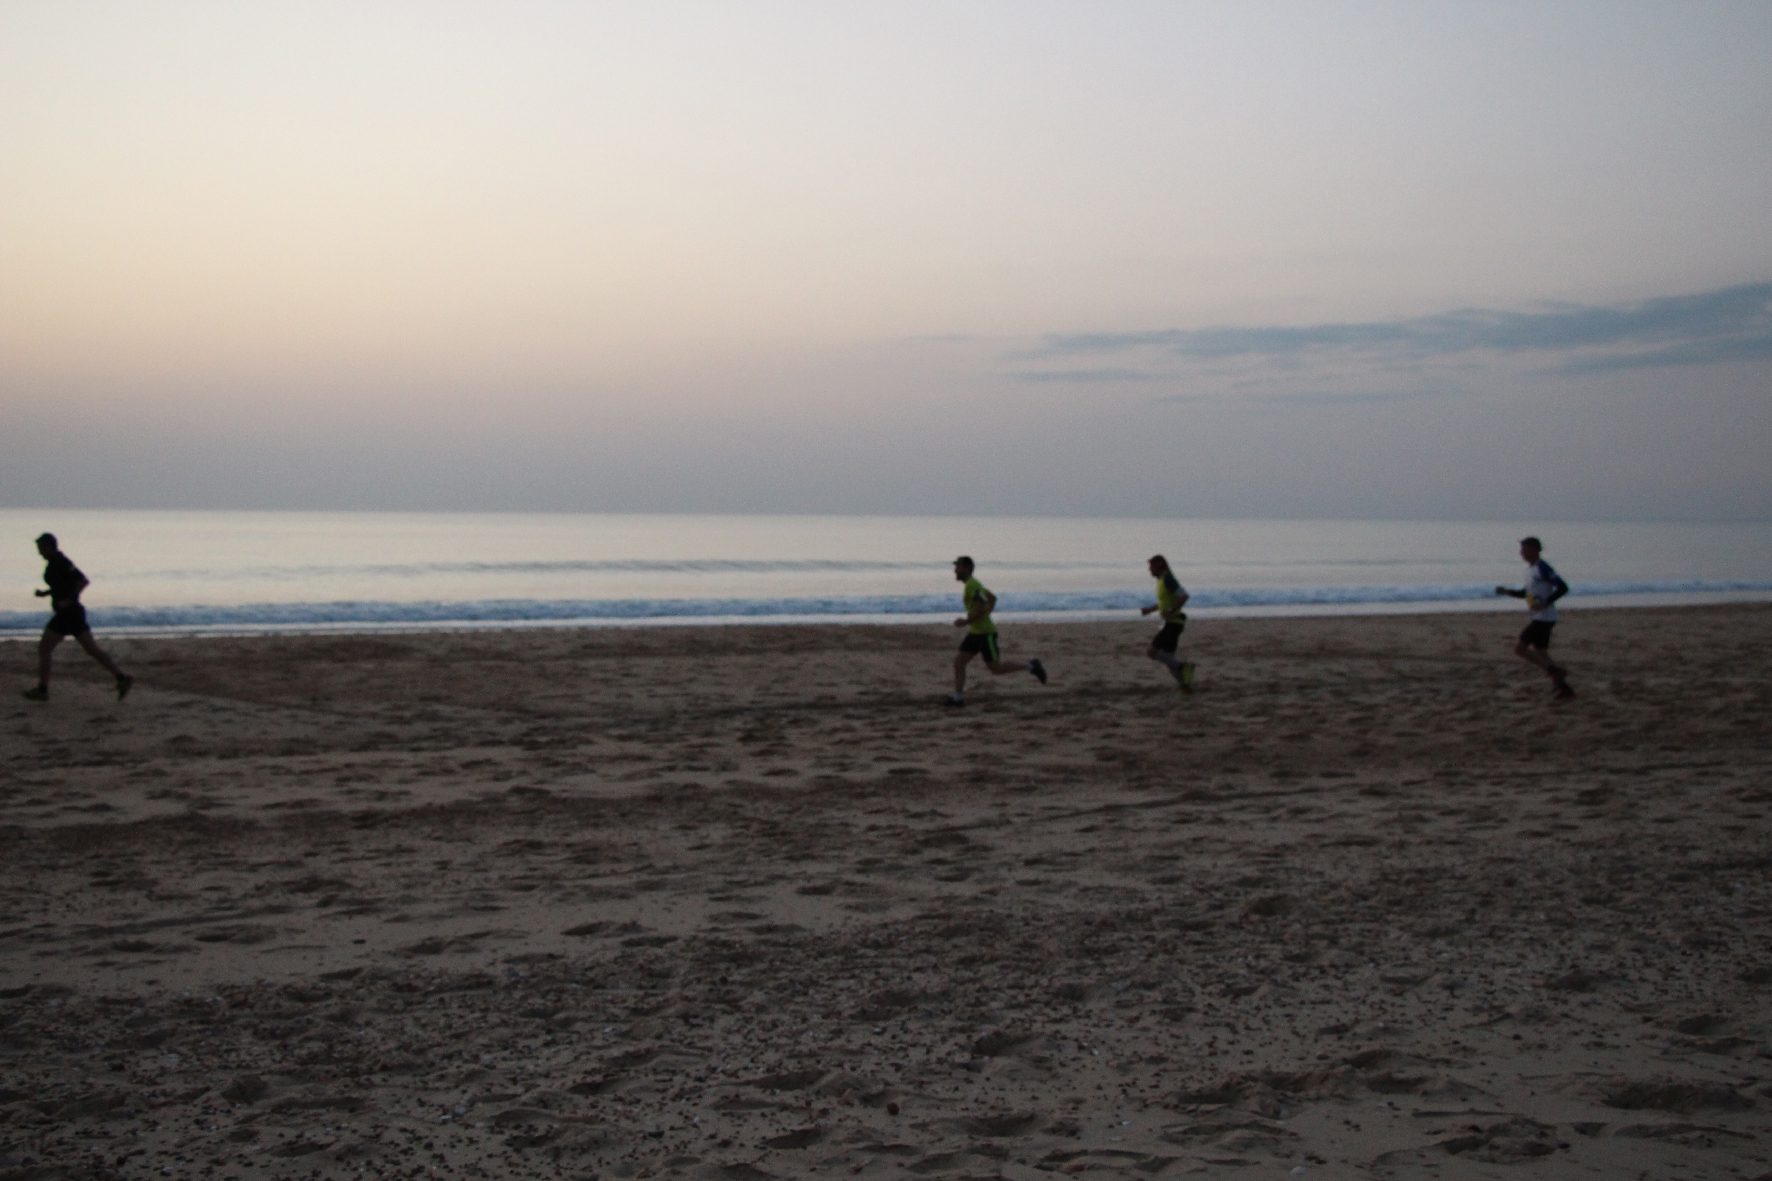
[3, 1, 1770, 521]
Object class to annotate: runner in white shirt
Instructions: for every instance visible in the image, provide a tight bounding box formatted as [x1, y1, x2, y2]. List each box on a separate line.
[1494, 536, 1574, 699]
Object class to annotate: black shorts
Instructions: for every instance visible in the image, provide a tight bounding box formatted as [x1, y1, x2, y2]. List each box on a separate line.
[46, 602, 89, 636]
[1519, 620, 1555, 650]
[958, 632, 1001, 662]
[1151, 620, 1185, 653]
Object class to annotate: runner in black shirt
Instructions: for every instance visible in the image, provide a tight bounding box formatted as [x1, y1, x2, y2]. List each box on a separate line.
[21, 533, 133, 701]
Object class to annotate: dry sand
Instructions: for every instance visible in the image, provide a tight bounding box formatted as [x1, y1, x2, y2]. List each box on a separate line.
[2, 604, 1770, 1180]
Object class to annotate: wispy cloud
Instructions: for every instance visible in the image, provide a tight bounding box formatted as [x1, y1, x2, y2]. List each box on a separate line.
[1554, 327, 1772, 374]
[1030, 283, 1772, 375]
[1155, 385, 1464, 408]
[1246, 386, 1462, 407]
[1012, 367, 1161, 383]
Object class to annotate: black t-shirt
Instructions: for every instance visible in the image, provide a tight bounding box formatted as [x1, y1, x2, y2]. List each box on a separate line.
[44, 553, 87, 602]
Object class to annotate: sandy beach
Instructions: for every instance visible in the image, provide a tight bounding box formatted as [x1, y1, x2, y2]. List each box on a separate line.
[2, 604, 1769, 1180]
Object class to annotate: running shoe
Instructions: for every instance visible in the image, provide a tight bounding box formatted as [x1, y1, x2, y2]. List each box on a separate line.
[1028, 659, 1048, 685]
[116, 675, 134, 701]
[943, 694, 965, 708]
[21, 686, 47, 701]
[1552, 680, 1575, 700]
[1180, 662, 1196, 686]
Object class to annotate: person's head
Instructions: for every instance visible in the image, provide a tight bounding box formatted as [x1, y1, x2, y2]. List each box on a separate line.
[1147, 554, 1169, 578]
[35, 533, 56, 558]
[953, 555, 974, 581]
[1519, 536, 1542, 562]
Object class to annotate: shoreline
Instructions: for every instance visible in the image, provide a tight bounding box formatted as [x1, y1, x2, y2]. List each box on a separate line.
[2, 587, 1767, 642]
[3, 603, 1769, 1178]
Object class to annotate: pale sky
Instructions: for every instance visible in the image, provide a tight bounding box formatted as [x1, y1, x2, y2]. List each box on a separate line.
[4, 1, 1770, 519]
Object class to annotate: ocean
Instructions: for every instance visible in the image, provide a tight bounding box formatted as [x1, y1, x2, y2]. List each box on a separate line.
[2, 510, 1769, 637]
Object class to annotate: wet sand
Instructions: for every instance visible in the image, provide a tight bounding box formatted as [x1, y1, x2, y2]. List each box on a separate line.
[2, 604, 1770, 1179]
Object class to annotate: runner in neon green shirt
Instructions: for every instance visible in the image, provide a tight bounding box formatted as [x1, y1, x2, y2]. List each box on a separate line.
[1139, 554, 1195, 692]
[946, 556, 1046, 707]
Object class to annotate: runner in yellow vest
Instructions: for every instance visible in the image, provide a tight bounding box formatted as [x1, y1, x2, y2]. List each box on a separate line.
[1139, 554, 1195, 692]
[945, 556, 1046, 707]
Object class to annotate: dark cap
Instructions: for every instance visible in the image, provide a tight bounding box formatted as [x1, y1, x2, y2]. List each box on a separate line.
[35, 532, 56, 546]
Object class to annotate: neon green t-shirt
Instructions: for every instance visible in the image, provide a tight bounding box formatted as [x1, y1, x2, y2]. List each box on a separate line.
[962, 576, 998, 635]
[1155, 570, 1187, 623]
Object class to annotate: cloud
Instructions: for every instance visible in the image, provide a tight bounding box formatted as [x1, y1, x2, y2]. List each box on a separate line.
[1245, 386, 1464, 407]
[1154, 385, 1464, 408]
[1031, 283, 1772, 374]
[1011, 367, 1161, 383]
[1553, 325, 1772, 374]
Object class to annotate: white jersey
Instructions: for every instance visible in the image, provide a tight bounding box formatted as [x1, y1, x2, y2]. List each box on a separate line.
[1525, 559, 1562, 622]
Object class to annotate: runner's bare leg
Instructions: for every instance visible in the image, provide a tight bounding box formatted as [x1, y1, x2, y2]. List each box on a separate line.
[36, 629, 62, 687]
[74, 631, 127, 679]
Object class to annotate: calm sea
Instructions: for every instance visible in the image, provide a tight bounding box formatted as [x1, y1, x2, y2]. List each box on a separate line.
[2, 510, 1769, 636]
